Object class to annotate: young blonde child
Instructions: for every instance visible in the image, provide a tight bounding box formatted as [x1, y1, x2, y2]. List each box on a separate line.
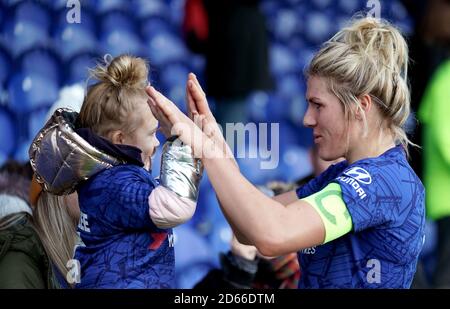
[29, 54, 202, 288]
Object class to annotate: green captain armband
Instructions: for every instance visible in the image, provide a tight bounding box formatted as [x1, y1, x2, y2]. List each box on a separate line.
[301, 182, 353, 244]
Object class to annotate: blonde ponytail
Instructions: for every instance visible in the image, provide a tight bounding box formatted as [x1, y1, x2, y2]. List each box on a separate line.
[33, 192, 78, 286]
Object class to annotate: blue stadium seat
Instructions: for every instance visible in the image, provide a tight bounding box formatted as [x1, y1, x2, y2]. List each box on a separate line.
[304, 11, 334, 44]
[190, 54, 206, 78]
[277, 74, 305, 101]
[8, 72, 59, 114]
[388, 1, 414, 35]
[141, 18, 173, 40]
[54, 10, 97, 60]
[311, 0, 334, 10]
[144, 32, 189, 67]
[29, 106, 51, 140]
[13, 139, 33, 163]
[0, 153, 7, 167]
[236, 140, 277, 185]
[3, 18, 50, 56]
[160, 63, 190, 90]
[166, 84, 188, 114]
[260, 0, 283, 19]
[288, 95, 308, 127]
[173, 225, 216, 288]
[207, 217, 233, 266]
[101, 11, 136, 34]
[168, 0, 187, 27]
[270, 8, 301, 43]
[0, 46, 12, 87]
[132, 0, 169, 20]
[419, 220, 438, 279]
[422, 220, 438, 258]
[13, 1, 51, 30]
[50, 0, 96, 12]
[278, 121, 302, 147]
[297, 46, 316, 73]
[246, 91, 287, 123]
[18, 48, 61, 84]
[193, 182, 224, 236]
[337, 0, 362, 14]
[3, 1, 51, 56]
[0, 107, 17, 157]
[173, 224, 212, 268]
[159, 63, 191, 112]
[0, 3, 5, 30]
[278, 145, 313, 183]
[269, 44, 299, 78]
[96, 0, 128, 14]
[66, 52, 100, 85]
[100, 33, 142, 56]
[100, 12, 143, 56]
[149, 144, 163, 179]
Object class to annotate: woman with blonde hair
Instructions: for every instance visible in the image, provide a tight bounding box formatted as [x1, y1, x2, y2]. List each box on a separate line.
[29, 54, 203, 288]
[148, 17, 425, 288]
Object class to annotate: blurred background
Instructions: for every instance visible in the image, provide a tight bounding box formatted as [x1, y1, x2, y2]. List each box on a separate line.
[0, 0, 444, 288]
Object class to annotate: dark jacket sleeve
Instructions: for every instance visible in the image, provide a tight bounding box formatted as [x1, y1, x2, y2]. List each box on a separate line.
[194, 251, 259, 289]
[0, 250, 46, 288]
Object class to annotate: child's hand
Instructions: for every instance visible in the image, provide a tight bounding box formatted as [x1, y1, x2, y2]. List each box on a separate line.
[146, 85, 207, 158]
[146, 87, 172, 138]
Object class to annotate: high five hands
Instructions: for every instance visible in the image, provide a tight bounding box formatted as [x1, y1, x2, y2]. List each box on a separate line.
[146, 73, 235, 163]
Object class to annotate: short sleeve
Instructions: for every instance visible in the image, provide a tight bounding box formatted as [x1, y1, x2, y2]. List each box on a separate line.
[334, 164, 396, 232]
[296, 161, 348, 198]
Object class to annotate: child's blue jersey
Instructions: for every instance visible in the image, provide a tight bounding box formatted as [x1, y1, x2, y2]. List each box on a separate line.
[296, 146, 425, 288]
[74, 165, 174, 288]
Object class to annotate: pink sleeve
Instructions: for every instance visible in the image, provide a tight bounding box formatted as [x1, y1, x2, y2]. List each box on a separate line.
[148, 185, 197, 229]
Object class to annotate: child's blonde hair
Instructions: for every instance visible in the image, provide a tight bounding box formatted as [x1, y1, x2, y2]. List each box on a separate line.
[306, 17, 414, 155]
[79, 54, 150, 139]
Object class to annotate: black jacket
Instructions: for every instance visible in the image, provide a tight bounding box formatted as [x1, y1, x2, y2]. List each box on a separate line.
[0, 216, 60, 288]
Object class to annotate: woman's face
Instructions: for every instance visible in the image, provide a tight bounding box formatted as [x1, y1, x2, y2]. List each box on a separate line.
[303, 76, 351, 161]
[122, 102, 160, 170]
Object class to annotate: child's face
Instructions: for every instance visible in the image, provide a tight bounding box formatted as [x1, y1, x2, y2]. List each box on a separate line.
[122, 102, 160, 170]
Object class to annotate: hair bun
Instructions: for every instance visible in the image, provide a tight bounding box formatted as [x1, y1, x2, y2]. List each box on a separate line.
[90, 54, 149, 89]
[336, 17, 408, 78]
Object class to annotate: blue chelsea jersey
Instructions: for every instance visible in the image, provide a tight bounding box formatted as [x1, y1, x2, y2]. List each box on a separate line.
[296, 146, 425, 288]
[74, 165, 175, 288]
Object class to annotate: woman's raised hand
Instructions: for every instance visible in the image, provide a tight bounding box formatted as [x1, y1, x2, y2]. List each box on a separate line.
[185, 73, 236, 165]
[146, 85, 204, 155]
[146, 81, 234, 162]
[186, 73, 214, 121]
